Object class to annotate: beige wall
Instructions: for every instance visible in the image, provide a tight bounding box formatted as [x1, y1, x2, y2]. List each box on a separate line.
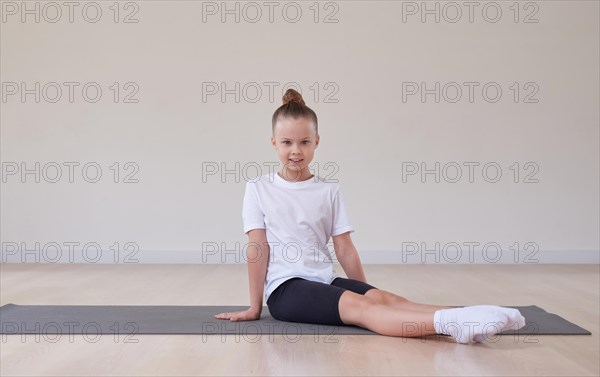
[1, 1, 598, 264]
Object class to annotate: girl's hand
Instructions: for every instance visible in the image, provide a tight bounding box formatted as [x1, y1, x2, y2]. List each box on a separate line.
[214, 308, 261, 322]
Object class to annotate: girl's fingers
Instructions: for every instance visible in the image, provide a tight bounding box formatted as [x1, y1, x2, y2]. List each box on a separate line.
[214, 311, 250, 321]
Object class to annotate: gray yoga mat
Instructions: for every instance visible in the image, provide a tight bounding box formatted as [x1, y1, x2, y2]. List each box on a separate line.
[0, 303, 591, 336]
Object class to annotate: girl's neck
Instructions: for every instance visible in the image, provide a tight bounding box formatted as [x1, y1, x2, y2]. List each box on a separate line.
[277, 169, 314, 183]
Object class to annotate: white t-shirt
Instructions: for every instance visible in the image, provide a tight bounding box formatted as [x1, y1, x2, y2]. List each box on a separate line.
[242, 171, 355, 303]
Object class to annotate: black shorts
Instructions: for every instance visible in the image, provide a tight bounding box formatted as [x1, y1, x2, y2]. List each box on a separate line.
[266, 277, 378, 326]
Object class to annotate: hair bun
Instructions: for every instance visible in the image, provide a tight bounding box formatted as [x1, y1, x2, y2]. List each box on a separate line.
[282, 89, 305, 106]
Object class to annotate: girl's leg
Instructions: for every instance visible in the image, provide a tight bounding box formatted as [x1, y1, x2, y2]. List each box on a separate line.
[330, 278, 449, 313]
[338, 290, 438, 337]
[365, 288, 451, 312]
[339, 290, 526, 343]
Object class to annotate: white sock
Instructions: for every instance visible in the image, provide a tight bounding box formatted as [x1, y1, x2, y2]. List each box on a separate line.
[434, 305, 526, 344]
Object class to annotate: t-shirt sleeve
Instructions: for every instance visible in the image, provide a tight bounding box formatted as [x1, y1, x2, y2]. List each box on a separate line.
[331, 186, 355, 237]
[242, 182, 266, 234]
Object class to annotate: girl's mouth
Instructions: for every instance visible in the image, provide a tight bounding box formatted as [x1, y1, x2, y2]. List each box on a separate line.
[289, 159, 303, 164]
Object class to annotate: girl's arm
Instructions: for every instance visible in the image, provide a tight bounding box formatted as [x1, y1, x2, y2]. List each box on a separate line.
[332, 232, 367, 282]
[214, 229, 269, 322]
[246, 228, 270, 314]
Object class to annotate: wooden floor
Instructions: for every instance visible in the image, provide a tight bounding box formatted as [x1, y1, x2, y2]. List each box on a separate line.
[0, 263, 598, 376]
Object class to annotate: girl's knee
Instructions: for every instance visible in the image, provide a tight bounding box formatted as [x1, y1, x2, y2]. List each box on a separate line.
[338, 290, 378, 326]
[364, 288, 387, 305]
[365, 289, 409, 305]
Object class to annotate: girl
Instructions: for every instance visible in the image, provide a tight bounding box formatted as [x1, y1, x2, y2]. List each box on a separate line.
[215, 89, 526, 344]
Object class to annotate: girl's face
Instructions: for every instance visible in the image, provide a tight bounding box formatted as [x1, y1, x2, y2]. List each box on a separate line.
[271, 116, 319, 181]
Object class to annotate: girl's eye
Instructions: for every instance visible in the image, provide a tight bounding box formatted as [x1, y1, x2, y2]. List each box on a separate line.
[282, 141, 309, 145]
